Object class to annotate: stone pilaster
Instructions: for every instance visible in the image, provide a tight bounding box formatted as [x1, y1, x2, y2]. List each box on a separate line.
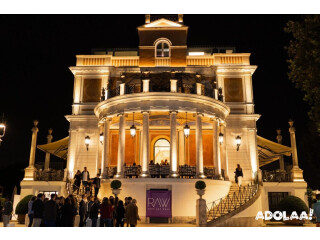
[101, 119, 111, 178]
[212, 118, 221, 178]
[196, 113, 205, 178]
[140, 111, 150, 177]
[44, 128, 53, 170]
[170, 111, 178, 177]
[288, 120, 304, 182]
[24, 120, 39, 181]
[115, 114, 125, 178]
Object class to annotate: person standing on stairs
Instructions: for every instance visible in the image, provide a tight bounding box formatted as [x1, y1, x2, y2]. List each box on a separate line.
[93, 174, 101, 198]
[235, 164, 243, 188]
[81, 167, 90, 195]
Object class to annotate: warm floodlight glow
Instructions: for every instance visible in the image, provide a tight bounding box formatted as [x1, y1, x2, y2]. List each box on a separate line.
[236, 136, 241, 151]
[0, 123, 5, 137]
[85, 136, 90, 151]
[189, 52, 205, 56]
[219, 133, 224, 144]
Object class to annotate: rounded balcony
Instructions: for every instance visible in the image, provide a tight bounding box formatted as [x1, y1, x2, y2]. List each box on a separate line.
[94, 91, 230, 121]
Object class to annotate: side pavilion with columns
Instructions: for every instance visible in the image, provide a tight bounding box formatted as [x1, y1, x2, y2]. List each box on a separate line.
[20, 15, 307, 225]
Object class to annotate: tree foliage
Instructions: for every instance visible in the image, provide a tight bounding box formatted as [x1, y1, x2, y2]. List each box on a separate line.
[285, 15, 320, 133]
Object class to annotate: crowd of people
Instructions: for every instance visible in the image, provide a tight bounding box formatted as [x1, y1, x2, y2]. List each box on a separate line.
[25, 193, 140, 227]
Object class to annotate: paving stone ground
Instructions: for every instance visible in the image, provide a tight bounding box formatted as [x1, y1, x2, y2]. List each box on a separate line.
[0, 220, 317, 227]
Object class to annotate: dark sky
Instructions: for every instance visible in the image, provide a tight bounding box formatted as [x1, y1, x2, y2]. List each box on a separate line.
[0, 14, 319, 194]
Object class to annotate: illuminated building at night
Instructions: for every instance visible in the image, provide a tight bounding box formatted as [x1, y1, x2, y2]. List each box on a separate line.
[20, 15, 307, 226]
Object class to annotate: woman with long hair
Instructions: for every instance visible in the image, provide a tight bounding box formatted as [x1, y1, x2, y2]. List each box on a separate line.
[235, 164, 244, 187]
[115, 200, 125, 227]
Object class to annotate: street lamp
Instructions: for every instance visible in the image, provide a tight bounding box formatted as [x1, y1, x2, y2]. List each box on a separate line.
[85, 136, 90, 151]
[0, 122, 6, 145]
[130, 112, 136, 137]
[184, 112, 190, 138]
[236, 136, 241, 151]
[99, 133, 104, 144]
[219, 133, 224, 144]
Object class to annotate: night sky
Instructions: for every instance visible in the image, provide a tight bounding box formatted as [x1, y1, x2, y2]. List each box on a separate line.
[0, 14, 319, 196]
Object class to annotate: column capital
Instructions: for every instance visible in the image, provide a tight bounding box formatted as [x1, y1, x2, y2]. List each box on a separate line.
[141, 111, 150, 115]
[169, 110, 178, 114]
[196, 112, 204, 117]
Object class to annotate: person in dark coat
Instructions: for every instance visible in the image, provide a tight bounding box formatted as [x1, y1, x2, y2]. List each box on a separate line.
[79, 194, 88, 227]
[27, 196, 36, 227]
[90, 197, 100, 227]
[235, 164, 244, 187]
[32, 193, 45, 227]
[61, 195, 77, 227]
[115, 200, 125, 227]
[125, 199, 140, 227]
[100, 197, 113, 227]
[43, 194, 58, 227]
[93, 174, 101, 198]
[2, 197, 13, 227]
[73, 170, 82, 195]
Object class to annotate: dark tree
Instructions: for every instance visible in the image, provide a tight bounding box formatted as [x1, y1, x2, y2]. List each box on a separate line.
[285, 15, 320, 133]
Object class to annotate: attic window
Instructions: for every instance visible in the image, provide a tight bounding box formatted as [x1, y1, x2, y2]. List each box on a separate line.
[156, 41, 170, 57]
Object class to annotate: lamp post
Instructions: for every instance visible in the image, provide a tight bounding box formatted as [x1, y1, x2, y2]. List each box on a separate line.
[99, 133, 104, 144]
[130, 112, 136, 137]
[219, 133, 224, 144]
[184, 112, 190, 137]
[236, 136, 241, 151]
[0, 122, 6, 145]
[85, 136, 90, 151]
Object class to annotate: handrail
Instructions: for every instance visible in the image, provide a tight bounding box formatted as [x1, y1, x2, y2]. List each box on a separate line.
[206, 180, 259, 222]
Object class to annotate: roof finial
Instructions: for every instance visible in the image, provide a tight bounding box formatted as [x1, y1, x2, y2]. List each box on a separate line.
[145, 14, 150, 24]
[178, 14, 183, 23]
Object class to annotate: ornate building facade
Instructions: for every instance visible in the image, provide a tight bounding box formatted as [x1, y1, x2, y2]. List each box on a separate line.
[20, 15, 307, 226]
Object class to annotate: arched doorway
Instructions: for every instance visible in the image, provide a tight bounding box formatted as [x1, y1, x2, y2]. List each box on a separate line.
[154, 138, 170, 164]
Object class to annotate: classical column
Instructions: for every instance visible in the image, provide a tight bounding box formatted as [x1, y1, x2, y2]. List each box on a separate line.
[196, 113, 205, 178]
[24, 120, 39, 180]
[170, 79, 177, 93]
[220, 124, 229, 180]
[248, 128, 259, 180]
[140, 111, 150, 177]
[101, 119, 111, 178]
[142, 79, 150, 93]
[288, 120, 304, 181]
[276, 129, 285, 172]
[170, 111, 178, 177]
[119, 83, 125, 95]
[178, 128, 185, 166]
[115, 114, 126, 178]
[44, 128, 53, 170]
[212, 118, 221, 178]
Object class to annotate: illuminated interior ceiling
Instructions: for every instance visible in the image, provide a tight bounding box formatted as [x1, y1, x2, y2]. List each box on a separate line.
[37, 137, 69, 160]
[257, 136, 292, 167]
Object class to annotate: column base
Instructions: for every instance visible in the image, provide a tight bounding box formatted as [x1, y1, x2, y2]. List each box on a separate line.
[197, 173, 206, 179]
[23, 166, 36, 181]
[114, 173, 124, 179]
[170, 172, 179, 178]
[139, 171, 150, 178]
[290, 166, 304, 182]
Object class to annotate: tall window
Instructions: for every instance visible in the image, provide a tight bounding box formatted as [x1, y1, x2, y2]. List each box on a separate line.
[156, 41, 170, 57]
[154, 138, 170, 164]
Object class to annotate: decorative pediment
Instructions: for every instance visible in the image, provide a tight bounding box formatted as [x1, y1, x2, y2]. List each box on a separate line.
[143, 18, 184, 28]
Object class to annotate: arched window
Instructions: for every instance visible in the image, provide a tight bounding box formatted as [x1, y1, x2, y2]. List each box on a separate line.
[154, 138, 170, 164]
[156, 41, 170, 57]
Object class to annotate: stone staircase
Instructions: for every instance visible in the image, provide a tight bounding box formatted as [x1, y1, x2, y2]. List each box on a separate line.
[66, 180, 95, 202]
[207, 181, 259, 223]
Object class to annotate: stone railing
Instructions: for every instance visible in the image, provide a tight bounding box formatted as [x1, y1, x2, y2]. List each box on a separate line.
[34, 169, 64, 181]
[104, 81, 223, 102]
[112, 56, 139, 67]
[186, 56, 215, 66]
[213, 53, 250, 65]
[76, 55, 139, 67]
[155, 57, 171, 66]
[76, 53, 250, 67]
[262, 170, 292, 182]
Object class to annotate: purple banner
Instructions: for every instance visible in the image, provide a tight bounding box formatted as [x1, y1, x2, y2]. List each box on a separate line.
[146, 190, 172, 218]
